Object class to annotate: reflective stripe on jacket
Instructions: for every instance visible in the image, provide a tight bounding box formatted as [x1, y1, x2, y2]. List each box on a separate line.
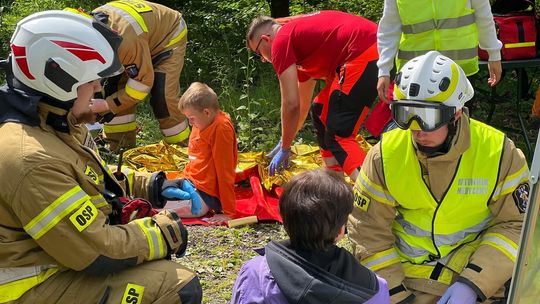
[348, 112, 527, 302]
[0, 266, 58, 302]
[0, 102, 170, 301]
[396, 0, 479, 75]
[382, 119, 504, 264]
[93, 0, 187, 113]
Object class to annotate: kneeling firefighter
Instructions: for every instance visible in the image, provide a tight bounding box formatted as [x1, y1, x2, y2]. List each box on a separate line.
[0, 10, 202, 303]
[348, 51, 528, 303]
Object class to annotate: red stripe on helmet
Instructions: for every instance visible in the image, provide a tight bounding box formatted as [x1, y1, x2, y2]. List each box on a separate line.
[10, 44, 35, 80]
[65, 49, 106, 64]
[15, 58, 35, 80]
[51, 40, 106, 64]
[51, 40, 93, 50]
[11, 44, 26, 56]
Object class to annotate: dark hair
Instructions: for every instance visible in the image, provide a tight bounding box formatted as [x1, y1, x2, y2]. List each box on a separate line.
[279, 169, 354, 251]
[245, 15, 277, 48]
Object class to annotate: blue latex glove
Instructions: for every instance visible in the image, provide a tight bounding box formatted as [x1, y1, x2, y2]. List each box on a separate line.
[266, 140, 282, 159]
[181, 180, 203, 215]
[268, 147, 291, 176]
[161, 187, 191, 200]
[437, 282, 477, 304]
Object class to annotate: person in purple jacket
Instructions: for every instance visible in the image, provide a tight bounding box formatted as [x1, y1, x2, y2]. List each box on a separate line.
[231, 169, 390, 304]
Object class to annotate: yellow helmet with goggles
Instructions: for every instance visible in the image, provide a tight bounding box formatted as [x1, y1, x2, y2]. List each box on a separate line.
[391, 51, 474, 131]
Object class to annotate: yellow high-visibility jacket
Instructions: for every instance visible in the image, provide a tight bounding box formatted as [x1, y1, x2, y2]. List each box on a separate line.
[349, 113, 528, 302]
[396, 0, 479, 75]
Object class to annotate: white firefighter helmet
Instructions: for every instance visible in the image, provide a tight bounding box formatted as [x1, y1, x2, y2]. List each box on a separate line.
[393, 50, 474, 109]
[9, 9, 123, 101]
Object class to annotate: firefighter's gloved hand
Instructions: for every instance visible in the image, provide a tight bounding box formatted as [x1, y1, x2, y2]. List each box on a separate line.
[152, 210, 188, 257]
[268, 147, 291, 176]
[437, 282, 477, 304]
[161, 187, 191, 200]
[180, 180, 203, 215]
[266, 139, 282, 159]
[161, 179, 203, 215]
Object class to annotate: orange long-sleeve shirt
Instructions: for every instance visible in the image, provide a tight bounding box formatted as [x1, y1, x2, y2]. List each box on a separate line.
[183, 111, 238, 216]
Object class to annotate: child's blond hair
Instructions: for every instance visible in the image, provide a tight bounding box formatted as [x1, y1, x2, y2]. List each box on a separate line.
[178, 82, 219, 112]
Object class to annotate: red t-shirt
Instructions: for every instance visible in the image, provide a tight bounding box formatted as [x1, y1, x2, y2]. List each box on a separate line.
[271, 11, 378, 82]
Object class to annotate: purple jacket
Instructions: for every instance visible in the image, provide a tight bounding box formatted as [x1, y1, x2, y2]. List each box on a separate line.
[231, 241, 390, 304]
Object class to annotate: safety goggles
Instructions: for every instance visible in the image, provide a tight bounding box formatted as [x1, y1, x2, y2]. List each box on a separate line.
[391, 101, 456, 132]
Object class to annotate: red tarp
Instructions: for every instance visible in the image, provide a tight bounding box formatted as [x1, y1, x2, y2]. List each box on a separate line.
[165, 172, 282, 226]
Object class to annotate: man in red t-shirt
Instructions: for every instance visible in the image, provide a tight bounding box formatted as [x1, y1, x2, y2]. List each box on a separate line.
[246, 11, 379, 180]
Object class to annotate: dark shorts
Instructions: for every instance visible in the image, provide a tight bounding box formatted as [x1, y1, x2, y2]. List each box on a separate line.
[198, 190, 222, 213]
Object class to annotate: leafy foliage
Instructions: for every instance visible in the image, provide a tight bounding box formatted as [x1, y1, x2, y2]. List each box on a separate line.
[0, 0, 103, 56]
[0, 0, 439, 152]
[1, 0, 540, 150]
[1, 1, 540, 303]
[177, 0, 286, 151]
[290, 0, 383, 20]
[0, 0, 384, 151]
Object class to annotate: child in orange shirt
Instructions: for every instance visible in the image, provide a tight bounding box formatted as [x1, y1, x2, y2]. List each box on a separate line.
[163, 82, 238, 224]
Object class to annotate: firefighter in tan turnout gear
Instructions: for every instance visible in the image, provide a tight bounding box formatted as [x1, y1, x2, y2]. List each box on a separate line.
[0, 10, 201, 303]
[348, 51, 528, 304]
[90, 0, 189, 150]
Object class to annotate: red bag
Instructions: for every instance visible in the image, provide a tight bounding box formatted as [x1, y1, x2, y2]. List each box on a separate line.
[364, 101, 391, 138]
[364, 81, 394, 138]
[479, 1, 538, 60]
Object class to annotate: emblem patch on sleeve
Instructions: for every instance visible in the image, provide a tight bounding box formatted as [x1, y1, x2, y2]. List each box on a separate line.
[512, 183, 529, 214]
[354, 187, 371, 212]
[85, 165, 99, 185]
[69, 201, 98, 232]
[124, 64, 139, 78]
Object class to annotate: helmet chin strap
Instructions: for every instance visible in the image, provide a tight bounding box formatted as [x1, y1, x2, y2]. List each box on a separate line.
[5, 59, 75, 132]
[416, 117, 457, 155]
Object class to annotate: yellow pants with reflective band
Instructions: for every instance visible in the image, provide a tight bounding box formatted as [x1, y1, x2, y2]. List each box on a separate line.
[9, 260, 198, 304]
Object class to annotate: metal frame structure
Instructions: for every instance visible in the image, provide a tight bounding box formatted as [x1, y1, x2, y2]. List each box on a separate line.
[507, 131, 540, 303]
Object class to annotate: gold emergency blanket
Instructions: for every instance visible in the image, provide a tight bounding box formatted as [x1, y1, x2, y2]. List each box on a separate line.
[123, 136, 372, 190]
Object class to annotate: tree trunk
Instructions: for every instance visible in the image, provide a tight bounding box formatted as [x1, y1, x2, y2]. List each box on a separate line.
[269, 0, 289, 17]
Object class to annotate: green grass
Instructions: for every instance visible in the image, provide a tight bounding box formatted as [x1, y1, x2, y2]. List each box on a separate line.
[177, 223, 287, 303]
[135, 101, 162, 145]
[177, 222, 353, 304]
